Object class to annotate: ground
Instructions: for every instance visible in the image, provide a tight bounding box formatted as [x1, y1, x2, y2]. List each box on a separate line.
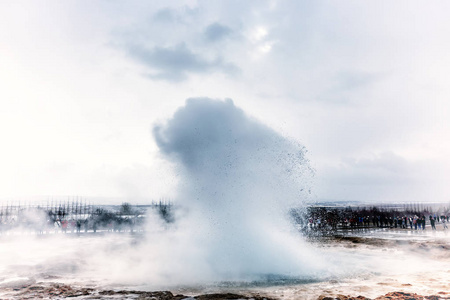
[0, 228, 449, 299]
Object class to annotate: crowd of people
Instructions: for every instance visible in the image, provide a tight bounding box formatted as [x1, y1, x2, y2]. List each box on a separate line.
[0, 213, 144, 235]
[293, 206, 450, 233]
[0, 202, 171, 235]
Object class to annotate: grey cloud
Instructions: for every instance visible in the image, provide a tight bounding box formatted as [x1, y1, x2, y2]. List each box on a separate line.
[334, 71, 382, 91]
[316, 71, 384, 105]
[127, 43, 239, 82]
[204, 22, 233, 42]
[338, 152, 410, 184]
[343, 152, 408, 172]
[316, 152, 423, 202]
[152, 6, 199, 24]
[153, 8, 176, 23]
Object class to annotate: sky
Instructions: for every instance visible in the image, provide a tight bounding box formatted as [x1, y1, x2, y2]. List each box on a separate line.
[1, 0, 450, 204]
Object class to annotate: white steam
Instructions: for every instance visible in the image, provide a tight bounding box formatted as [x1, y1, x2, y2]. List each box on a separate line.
[0, 98, 327, 290]
[151, 98, 322, 282]
[1, 99, 450, 296]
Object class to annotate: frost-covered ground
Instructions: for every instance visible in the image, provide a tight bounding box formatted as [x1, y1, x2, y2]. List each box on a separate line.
[0, 228, 449, 299]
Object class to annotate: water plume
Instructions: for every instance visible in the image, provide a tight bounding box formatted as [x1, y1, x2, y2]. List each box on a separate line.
[152, 98, 323, 283]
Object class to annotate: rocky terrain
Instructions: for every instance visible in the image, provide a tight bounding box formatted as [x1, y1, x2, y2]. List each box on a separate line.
[0, 282, 448, 300]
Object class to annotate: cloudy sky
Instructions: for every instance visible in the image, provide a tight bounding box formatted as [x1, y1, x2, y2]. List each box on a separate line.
[1, 0, 449, 204]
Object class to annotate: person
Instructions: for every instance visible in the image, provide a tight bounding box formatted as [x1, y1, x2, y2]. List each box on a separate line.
[76, 219, 81, 233]
[430, 217, 436, 230]
[54, 219, 61, 233]
[70, 219, 76, 233]
[61, 220, 68, 233]
[84, 219, 89, 233]
[129, 217, 135, 233]
[443, 218, 448, 230]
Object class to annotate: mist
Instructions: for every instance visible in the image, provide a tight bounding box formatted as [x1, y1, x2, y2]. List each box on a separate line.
[1, 98, 448, 298]
[150, 98, 322, 282]
[0, 98, 328, 290]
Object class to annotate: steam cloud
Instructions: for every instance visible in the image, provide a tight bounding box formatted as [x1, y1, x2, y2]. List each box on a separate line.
[152, 98, 322, 282]
[2, 99, 447, 294]
[0, 98, 326, 290]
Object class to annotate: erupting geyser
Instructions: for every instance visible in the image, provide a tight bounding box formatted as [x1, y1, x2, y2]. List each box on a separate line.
[152, 98, 324, 283]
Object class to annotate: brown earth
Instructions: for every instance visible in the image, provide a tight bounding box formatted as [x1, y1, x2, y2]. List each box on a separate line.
[318, 291, 450, 300]
[1, 283, 449, 300]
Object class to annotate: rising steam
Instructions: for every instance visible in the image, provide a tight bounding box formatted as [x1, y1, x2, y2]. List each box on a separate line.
[0, 98, 327, 290]
[151, 98, 322, 282]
